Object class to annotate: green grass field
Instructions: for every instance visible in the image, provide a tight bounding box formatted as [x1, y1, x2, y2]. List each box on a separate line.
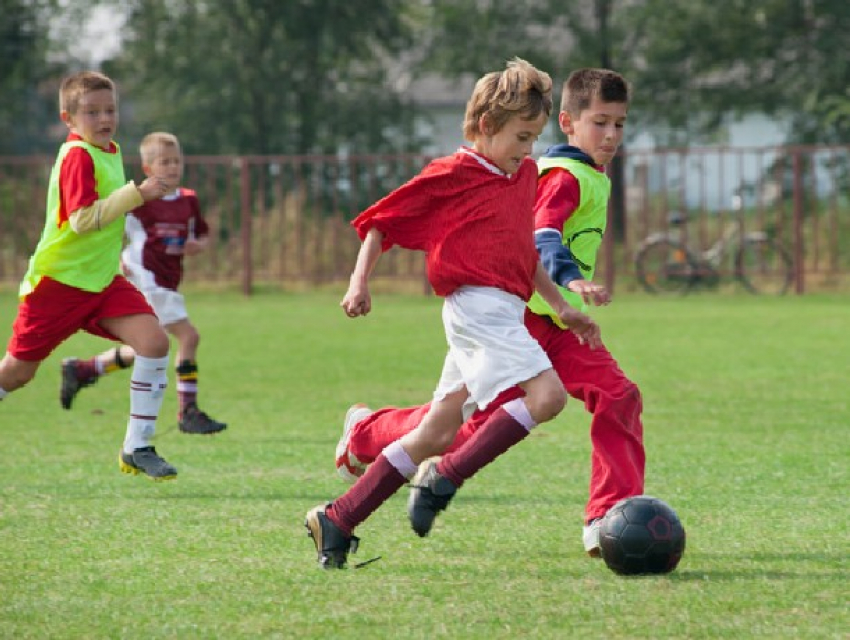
[0, 290, 847, 639]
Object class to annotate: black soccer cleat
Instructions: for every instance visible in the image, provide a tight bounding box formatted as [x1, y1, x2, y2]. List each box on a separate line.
[305, 503, 359, 569]
[407, 458, 457, 537]
[178, 403, 227, 435]
[118, 446, 178, 481]
[60, 358, 97, 410]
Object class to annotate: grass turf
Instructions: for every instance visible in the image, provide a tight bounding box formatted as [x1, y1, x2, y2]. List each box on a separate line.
[0, 290, 847, 638]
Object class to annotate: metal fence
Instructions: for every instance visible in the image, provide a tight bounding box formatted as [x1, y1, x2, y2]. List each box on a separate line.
[1, 145, 848, 295]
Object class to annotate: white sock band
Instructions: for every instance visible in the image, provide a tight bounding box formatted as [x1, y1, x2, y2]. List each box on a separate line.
[383, 440, 419, 479]
[503, 397, 537, 432]
[124, 355, 169, 453]
[0, 387, 7, 401]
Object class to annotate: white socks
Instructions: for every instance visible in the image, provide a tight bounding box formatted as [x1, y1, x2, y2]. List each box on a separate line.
[383, 440, 419, 479]
[503, 397, 538, 432]
[123, 355, 169, 453]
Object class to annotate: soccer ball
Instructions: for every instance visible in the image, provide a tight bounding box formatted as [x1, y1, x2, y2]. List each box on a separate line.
[598, 495, 686, 575]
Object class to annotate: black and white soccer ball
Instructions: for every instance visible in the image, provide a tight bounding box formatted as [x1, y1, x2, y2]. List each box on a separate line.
[599, 495, 686, 575]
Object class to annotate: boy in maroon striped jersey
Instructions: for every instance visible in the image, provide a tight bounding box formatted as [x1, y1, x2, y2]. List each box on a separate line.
[305, 58, 601, 569]
[61, 132, 226, 436]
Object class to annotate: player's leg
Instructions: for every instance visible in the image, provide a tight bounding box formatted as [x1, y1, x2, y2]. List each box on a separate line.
[527, 311, 645, 555]
[103, 310, 176, 480]
[60, 345, 134, 409]
[92, 277, 174, 480]
[4, 278, 90, 403]
[307, 388, 468, 569]
[337, 404, 429, 481]
[165, 317, 226, 435]
[408, 291, 563, 537]
[410, 370, 564, 537]
[0, 353, 40, 399]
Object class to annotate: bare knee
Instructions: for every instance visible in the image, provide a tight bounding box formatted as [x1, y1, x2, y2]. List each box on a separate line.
[524, 381, 567, 423]
[136, 328, 170, 358]
[532, 391, 566, 423]
[0, 357, 39, 392]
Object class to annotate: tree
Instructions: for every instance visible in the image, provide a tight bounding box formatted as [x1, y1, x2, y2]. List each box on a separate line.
[0, 0, 60, 154]
[617, 0, 850, 144]
[103, 0, 423, 155]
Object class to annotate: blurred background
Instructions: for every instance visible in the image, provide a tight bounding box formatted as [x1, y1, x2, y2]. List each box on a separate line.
[1, 0, 848, 294]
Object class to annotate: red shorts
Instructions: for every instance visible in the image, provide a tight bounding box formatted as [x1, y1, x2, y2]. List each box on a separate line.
[7, 276, 154, 361]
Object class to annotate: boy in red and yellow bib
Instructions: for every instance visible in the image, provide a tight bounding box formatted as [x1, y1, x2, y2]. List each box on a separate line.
[0, 71, 178, 480]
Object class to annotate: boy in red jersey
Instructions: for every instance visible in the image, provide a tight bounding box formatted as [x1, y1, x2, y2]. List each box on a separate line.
[0, 71, 177, 480]
[60, 132, 226, 436]
[305, 58, 601, 569]
[335, 68, 641, 558]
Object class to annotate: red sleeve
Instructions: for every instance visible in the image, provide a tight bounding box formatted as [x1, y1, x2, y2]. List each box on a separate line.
[352, 157, 457, 253]
[57, 147, 99, 226]
[534, 167, 580, 232]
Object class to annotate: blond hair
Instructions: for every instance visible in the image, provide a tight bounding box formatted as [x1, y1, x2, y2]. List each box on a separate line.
[59, 71, 115, 115]
[139, 132, 182, 165]
[463, 58, 553, 141]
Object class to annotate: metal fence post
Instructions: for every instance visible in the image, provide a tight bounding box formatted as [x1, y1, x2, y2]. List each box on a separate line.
[240, 156, 253, 296]
[792, 151, 805, 294]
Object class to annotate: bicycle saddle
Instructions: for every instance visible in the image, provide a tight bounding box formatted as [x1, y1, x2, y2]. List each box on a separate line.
[667, 211, 689, 226]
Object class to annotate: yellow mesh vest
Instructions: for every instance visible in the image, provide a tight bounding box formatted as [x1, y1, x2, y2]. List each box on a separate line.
[527, 156, 611, 326]
[20, 141, 126, 297]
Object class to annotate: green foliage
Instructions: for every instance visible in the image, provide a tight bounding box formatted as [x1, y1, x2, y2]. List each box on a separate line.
[1, 1, 848, 154]
[421, 0, 850, 146]
[0, 291, 847, 638]
[103, 0, 422, 155]
[0, 0, 63, 154]
[615, 0, 850, 144]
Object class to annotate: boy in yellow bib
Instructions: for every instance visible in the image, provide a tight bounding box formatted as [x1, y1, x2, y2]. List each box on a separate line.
[0, 71, 178, 480]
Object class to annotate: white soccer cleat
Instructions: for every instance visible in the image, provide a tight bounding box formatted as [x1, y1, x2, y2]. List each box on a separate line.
[335, 403, 373, 484]
[583, 518, 602, 558]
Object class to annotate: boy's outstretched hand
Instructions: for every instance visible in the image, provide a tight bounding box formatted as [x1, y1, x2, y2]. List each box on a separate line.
[557, 307, 602, 349]
[567, 280, 611, 306]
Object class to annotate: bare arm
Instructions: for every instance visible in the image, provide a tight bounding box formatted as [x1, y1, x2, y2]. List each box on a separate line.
[340, 227, 385, 317]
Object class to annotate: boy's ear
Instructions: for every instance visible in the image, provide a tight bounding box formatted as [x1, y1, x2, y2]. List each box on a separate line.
[558, 111, 575, 135]
[141, 164, 154, 177]
[478, 114, 493, 136]
[60, 110, 73, 129]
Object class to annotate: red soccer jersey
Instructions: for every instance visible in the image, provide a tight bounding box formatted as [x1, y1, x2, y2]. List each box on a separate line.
[124, 188, 209, 290]
[352, 148, 540, 300]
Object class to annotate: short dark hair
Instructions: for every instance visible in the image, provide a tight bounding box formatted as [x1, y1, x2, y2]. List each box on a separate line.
[560, 68, 629, 115]
[59, 71, 116, 115]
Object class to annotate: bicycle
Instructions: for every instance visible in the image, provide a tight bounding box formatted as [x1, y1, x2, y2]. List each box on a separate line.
[634, 208, 793, 295]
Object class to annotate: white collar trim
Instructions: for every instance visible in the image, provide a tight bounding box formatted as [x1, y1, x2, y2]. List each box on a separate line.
[458, 147, 508, 177]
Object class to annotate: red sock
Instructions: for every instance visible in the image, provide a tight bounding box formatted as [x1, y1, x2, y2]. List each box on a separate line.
[76, 358, 99, 382]
[327, 454, 407, 535]
[437, 407, 530, 487]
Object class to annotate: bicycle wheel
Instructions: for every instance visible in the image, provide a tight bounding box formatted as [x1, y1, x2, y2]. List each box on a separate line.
[735, 237, 793, 295]
[635, 238, 698, 294]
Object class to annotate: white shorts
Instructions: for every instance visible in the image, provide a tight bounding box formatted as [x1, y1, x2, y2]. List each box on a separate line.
[122, 244, 188, 327]
[136, 286, 188, 327]
[433, 286, 552, 413]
